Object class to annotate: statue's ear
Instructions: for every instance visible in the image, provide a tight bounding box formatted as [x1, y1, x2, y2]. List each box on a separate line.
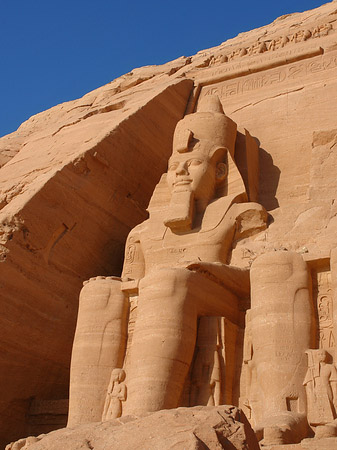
[216, 162, 227, 182]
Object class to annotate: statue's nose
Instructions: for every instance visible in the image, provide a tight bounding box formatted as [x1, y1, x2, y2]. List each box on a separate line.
[176, 162, 188, 175]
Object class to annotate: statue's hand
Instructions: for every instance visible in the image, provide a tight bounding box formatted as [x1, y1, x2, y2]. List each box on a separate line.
[121, 278, 139, 295]
[186, 261, 222, 270]
[186, 261, 250, 296]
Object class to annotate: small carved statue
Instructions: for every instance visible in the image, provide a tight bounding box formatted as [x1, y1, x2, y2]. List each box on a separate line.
[290, 29, 311, 43]
[312, 23, 332, 38]
[227, 47, 247, 61]
[247, 41, 267, 56]
[102, 368, 126, 421]
[268, 35, 289, 51]
[190, 317, 222, 407]
[303, 349, 337, 426]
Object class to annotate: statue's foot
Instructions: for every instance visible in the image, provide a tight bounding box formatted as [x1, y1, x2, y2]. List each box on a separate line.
[314, 422, 337, 439]
[255, 412, 308, 446]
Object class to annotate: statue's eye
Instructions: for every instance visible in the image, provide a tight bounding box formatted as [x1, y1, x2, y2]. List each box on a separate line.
[168, 162, 179, 171]
[188, 159, 203, 166]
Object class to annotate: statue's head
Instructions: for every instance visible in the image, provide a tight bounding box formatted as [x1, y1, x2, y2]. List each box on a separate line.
[167, 96, 236, 201]
[316, 348, 328, 363]
[164, 96, 237, 231]
[111, 368, 126, 383]
[306, 348, 329, 367]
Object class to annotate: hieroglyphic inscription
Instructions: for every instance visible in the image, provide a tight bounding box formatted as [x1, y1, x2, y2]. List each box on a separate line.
[317, 271, 334, 350]
[125, 244, 136, 264]
[201, 53, 337, 100]
[313, 268, 335, 351]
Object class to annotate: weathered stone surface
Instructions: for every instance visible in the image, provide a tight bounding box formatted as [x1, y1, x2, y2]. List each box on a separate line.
[2, 1, 337, 448]
[0, 56, 192, 169]
[266, 436, 337, 449]
[6, 406, 259, 450]
[0, 77, 193, 446]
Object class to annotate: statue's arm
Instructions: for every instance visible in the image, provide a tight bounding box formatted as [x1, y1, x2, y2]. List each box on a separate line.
[118, 384, 127, 401]
[186, 261, 250, 296]
[186, 202, 267, 296]
[329, 365, 337, 407]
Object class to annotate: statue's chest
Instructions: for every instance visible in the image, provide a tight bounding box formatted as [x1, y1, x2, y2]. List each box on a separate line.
[141, 221, 232, 269]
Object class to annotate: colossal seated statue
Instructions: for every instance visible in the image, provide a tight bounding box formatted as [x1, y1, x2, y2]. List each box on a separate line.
[68, 95, 267, 424]
[67, 96, 329, 447]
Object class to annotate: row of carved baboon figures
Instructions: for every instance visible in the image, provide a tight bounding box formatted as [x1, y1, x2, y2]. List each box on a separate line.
[206, 22, 333, 66]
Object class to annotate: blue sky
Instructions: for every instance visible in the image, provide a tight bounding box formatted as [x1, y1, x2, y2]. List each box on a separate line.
[0, 0, 328, 137]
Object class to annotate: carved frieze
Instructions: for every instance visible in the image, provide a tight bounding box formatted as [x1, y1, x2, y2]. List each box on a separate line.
[208, 23, 333, 68]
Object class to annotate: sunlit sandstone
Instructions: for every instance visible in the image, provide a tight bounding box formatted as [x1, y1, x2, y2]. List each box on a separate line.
[4, 2, 337, 449]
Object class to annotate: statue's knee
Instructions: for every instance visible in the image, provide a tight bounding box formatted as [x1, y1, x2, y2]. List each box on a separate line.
[251, 251, 306, 284]
[79, 276, 124, 312]
[140, 268, 192, 299]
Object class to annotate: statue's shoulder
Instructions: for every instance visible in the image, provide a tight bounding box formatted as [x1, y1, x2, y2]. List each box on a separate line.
[228, 201, 267, 219]
[201, 194, 240, 232]
[127, 220, 148, 241]
[202, 196, 267, 235]
[229, 201, 268, 240]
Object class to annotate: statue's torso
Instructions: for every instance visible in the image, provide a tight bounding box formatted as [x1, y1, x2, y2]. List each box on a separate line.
[138, 198, 238, 276]
[122, 197, 266, 280]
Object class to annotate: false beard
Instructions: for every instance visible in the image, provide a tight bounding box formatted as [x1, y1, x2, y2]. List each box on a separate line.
[164, 190, 194, 232]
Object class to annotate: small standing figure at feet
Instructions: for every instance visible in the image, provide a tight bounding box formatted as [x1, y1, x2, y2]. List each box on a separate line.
[102, 368, 126, 421]
[304, 349, 337, 427]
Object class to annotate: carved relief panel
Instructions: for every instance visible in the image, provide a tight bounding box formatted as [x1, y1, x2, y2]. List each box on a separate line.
[303, 263, 337, 429]
[187, 316, 239, 409]
[312, 267, 335, 352]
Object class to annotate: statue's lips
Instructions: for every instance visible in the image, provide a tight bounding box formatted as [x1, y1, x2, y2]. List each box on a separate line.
[174, 179, 192, 186]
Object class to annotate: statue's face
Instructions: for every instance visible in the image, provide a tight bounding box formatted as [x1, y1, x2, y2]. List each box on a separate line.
[166, 149, 217, 201]
[316, 349, 327, 363]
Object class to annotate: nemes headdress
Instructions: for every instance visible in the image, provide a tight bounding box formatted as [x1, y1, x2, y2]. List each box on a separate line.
[172, 95, 237, 159]
[148, 96, 249, 215]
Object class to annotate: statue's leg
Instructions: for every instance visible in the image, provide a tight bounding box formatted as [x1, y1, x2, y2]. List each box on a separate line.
[67, 277, 128, 426]
[123, 268, 241, 415]
[123, 268, 197, 415]
[250, 251, 315, 445]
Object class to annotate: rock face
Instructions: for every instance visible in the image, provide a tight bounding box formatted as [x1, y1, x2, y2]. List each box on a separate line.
[0, 77, 194, 446]
[5, 406, 259, 450]
[2, 1, 337, 448]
